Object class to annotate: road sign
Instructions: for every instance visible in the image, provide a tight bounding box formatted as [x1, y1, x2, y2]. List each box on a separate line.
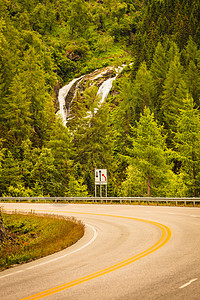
[95, 169, 107, 185]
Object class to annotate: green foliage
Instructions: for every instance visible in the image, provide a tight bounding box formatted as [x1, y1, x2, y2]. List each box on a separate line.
[3, 184, 35, 197]
[30, 148, 57, 196]
[161, 53, 188, 140]
[1, 0, 200, 198]
[125, 107, 170, 197]
[174, 96, 200, 196]
[0, 151, 23, 195]
[121, 165, 146, 197]
[68, 176, 88, 197]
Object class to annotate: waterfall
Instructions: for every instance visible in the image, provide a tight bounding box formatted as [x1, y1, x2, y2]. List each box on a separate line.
[57, 76, 84, 125]
[96, 64, 126, 105]
[97, 77, 116, 104]
[57, 65, 125, 125]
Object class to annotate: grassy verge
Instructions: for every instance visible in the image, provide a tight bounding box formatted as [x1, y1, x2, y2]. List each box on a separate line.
[0, 211, 84, 271]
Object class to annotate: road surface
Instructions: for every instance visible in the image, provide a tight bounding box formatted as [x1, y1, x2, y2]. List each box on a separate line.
[0, 203, 200, 299]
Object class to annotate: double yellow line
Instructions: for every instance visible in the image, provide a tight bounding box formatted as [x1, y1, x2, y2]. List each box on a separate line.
[20, 211, 171, 300]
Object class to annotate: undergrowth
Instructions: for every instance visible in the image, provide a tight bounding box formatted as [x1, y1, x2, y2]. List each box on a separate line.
[0, 211, 84, 271]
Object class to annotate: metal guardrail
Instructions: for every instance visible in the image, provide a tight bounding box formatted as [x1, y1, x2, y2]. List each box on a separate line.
[0, 197, 200, 207]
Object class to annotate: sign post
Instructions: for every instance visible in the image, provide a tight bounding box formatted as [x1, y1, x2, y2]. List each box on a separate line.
[95, 169, 107, 197]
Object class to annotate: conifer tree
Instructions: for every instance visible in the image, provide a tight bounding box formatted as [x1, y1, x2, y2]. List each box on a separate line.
[132, 61, 156, 120]
[161, 54, 188, 140]
[174, 96, 200, 197]
[20, 47, 55, 146]
[68, 0, 91, 36]
[2, 74, 32, 147]
[30, 148, 57, 196]
[46, 118, 73, 196]
[182, 38, 200, 106]
[150, 42, 168, 120]
[71, 100, 113, 195]
[0, 150, 23, 195]
[125, 107, 170, 197]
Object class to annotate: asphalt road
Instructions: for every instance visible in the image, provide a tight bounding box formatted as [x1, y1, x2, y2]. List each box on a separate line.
[0, 203, 200, 300]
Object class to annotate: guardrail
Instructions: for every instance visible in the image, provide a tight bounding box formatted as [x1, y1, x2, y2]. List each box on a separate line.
[0, 197, 200, 207]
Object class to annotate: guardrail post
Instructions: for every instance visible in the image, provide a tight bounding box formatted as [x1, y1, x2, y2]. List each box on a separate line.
[193, 201, 195, 207]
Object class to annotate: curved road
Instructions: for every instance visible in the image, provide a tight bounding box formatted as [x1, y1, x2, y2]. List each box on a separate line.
[1, 203, 200, 299]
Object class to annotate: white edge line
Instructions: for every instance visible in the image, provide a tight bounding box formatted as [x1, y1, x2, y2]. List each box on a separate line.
[0, 224, 97, 279]
[179, 278, 198, 289]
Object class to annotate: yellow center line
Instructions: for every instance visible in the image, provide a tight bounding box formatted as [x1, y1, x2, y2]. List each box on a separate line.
[7, 209, 171, 300]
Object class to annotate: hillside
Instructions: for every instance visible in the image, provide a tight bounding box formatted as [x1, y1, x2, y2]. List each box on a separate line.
[1, 0, 200, 197]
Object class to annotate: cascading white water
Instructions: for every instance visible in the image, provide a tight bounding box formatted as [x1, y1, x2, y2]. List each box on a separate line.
[96, 64, 125, 104]
[57, 65, 126, 125]
[57, 76, 84, 125]
[97, 77, 116, 104]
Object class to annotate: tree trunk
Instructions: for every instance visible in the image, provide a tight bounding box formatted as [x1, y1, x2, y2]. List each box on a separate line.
[0, 210, 6, 242]
[193, 162, 196, 197]
[147, 172, 151, 197]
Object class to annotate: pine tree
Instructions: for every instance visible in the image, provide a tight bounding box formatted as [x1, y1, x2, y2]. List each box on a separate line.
[0, 150, 23, 195]
[182, 37, 200, 106]
[150, 42, 168, 120]
[46, 119, 73, 196]
[2, 74, 32, 147]
[161, 54, 188, 138]
[30, 147, 57, 196]
[71, 101, 113, 195]
[174, 96, 200, 197]
[126, 107, 170, 197]
[68, 0, 91, 36]
[132, 61, 156, 120]
[20, 47, 55, 146]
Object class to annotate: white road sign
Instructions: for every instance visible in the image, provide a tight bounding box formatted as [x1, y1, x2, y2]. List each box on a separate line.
[95, 169, 107, 185]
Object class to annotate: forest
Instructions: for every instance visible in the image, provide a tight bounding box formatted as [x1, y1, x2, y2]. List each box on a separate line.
[1, 0, 200, 198]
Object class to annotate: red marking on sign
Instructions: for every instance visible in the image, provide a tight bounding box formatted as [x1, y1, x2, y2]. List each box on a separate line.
[102, 174, 107, 181]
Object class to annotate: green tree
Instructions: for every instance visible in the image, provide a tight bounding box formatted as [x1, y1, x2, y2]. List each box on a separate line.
[131, 61, 156, 120]
[174, 96, 200, 197]
[46, 118, 73, 196]
[161, 54, 188, 140]
[68, 176, 88, 197]
[69, 87, 113, 195]
[150, 42, 168, 120]
[30, 148, 57, 196]
[20, 47, 55, 146]
[126, 107, 170, 197]
[68, 0, 91, 36]
[182, 37, 200, 106]
[2, 74, 32, 147]
[0, 150, 23, 195]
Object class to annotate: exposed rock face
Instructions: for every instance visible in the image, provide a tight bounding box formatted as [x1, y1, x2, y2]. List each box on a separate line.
[57, 66, 118, 125]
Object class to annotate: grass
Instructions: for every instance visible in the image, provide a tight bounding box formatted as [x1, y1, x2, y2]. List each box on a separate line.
[0, 211, 84, 271]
